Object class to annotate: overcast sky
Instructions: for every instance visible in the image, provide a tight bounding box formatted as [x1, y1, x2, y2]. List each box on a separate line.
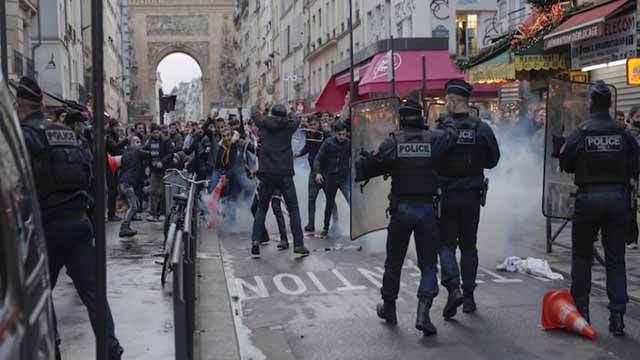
[157, 53, 202, 93]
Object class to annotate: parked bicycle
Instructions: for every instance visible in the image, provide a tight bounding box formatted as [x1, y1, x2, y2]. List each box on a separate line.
[161, 168, 208, 287]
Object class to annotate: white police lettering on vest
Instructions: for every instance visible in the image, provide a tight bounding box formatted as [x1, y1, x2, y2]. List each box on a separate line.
[457, 129, 476, 144]
[397, 143, 431, 158]
[45, 129, 77, 146]
[585, 135, 622, 152]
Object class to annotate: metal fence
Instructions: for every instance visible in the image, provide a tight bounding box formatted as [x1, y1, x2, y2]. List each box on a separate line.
[170, 175, 198, 360]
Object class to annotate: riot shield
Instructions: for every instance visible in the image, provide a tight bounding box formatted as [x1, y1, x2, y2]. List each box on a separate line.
[426, 102, 480, 129]
[542, 78, 617, 219]
[351, 97, 400, 240]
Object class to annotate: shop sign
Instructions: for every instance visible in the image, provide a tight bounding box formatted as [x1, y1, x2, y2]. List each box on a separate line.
[627, 57, 640, 85]
[545, 23, 604, 50]
[514, 54, 569, 71]
[469, 63, 516, 83]
[571, 14, 637, 69]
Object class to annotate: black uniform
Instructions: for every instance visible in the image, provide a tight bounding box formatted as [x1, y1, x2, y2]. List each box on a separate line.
[355, 98, 458, 335]
[21, 110, 124, 358]
[436, 80, 500, 318]
[560, 112, 638, 319]
[437, 113, 500, 293]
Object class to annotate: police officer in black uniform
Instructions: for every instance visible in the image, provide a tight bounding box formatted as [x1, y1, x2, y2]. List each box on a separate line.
[556, 81, 638, 336]
[437, 79, 500, 319]
[15, 77, 124, 359]
[355, 93, 458, 336]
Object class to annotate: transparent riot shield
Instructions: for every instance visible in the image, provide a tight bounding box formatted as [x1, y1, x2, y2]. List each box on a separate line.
[351, 97, 400, 240]
[426, 102, 480, 129]
[542, 78, 617, 219]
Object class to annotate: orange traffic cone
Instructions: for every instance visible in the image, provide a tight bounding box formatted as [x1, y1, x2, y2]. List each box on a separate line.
[542, 288, 597, 340]
[205, 176, 226, 229]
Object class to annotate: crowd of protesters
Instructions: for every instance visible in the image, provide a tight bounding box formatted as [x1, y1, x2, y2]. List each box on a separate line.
[75, 105, 352, 244]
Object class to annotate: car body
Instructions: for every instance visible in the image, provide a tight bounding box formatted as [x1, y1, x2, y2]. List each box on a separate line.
[0, 73, 56, 359]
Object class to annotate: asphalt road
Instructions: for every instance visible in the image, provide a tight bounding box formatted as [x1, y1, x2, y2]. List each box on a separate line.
[218, 230, 640, 360]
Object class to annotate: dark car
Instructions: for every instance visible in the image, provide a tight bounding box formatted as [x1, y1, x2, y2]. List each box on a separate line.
[0, 75, 56, 359]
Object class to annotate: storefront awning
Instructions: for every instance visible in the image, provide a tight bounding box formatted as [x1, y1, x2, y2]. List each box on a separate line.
[313, 76, 349, 113]
[544, 0, 630, 49]
[335, 62, 371, 87]
[358, 50, 498, 96]
[469, 52, 515, 84]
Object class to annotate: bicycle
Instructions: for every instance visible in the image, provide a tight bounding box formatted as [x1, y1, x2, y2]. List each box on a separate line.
[160, 168, 209, 287]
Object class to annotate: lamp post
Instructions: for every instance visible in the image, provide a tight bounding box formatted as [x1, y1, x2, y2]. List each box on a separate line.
[91, 0, 108, 359]
[1, 0, 8, 80]
[348, 0, 356, 120]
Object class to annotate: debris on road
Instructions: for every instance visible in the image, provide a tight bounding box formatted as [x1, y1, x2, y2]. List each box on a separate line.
[496, 256, 564, 281]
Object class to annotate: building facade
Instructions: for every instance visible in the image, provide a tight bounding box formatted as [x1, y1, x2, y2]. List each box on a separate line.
[34, 0, 85, 101]
[5, 0, 38, 81]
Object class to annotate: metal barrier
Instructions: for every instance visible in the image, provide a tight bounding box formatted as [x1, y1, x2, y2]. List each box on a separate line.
[172, 173, 198, 360]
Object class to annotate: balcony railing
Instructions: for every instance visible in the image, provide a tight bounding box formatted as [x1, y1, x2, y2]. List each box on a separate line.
[26, 57, 35, 77]
[13, 50, 24, 77]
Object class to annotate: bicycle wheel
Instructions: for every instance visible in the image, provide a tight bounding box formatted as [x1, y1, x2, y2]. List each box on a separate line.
[161, 211, 177, 287]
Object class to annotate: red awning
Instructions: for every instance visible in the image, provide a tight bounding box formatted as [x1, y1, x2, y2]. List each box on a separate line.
[358, 50, 498, 97]
[335, 62, 371, 87]
[544, 0, 630, 49]
[313, 76, 349, 113]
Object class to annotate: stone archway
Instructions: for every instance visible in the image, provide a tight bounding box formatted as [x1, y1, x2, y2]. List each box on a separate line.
[127, 0, 234, 123]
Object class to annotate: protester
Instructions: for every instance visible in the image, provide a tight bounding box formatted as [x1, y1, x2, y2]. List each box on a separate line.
[144, 123, 175, 222]
[313, 121, 351, 237]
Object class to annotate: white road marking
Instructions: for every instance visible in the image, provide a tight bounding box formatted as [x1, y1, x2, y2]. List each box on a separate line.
[332, 269, 367, 291]
[273, 273, 307, 296]
[306, 272, 329, 292]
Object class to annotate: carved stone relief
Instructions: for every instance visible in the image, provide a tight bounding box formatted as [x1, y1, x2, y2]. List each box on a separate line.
[146, 15, 209, 36]
[147, 41, 209, 67]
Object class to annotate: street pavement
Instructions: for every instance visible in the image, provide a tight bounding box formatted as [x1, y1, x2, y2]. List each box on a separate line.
[54, 219, 174, 359]
[203, 220, 640, 360]
[50, 203, 640, 360]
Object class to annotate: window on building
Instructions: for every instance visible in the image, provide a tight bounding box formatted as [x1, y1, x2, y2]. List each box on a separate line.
[456, 14, 478, 57]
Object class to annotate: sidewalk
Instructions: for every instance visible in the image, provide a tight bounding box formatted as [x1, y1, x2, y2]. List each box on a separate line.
[194, 224, 241, 360]
[507, 217, 640, 303]
[55, 220, 174, 359]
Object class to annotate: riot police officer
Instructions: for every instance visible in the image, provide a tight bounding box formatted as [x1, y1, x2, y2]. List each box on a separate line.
[437, 79, 500, 319]
[556, 81, 638, 336]
[355, 93, 458, 336]
[15, 77, 124, 359]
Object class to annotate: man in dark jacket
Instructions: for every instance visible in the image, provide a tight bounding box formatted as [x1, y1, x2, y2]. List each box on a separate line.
[294, 115, 336, 232]
[144, 123, 175, 221]
[169, 122, 184, 150]
[251, 104, 309, 257]
[313, 121, 351, 237]
[106, 118, 128, 221]
[118, 136, 152, 237]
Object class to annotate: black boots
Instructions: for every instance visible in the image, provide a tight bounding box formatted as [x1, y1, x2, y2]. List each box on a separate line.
[304, 224, 315, 233]
[376, 301, 397, 325]
[416, 301, 437, 336]
[119, 224, 137, 238]
[277, 239, 289, 251]
[251, 241, 260, 257]
[462, 291, 477, 314]
[443, 287, 464, 319]
[609, 312, 624, 336]
[576, 304, 590, 324]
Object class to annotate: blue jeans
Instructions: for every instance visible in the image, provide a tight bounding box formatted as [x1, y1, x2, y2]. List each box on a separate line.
[252, 174, 304, 247]
[572, 190, 629, 314]
[438, 190, 482, 293]
[382, 202, 439, 302]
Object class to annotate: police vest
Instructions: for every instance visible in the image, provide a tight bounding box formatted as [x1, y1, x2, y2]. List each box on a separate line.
[574, 123, 628, 186]
[23, 118, 93, 209]
[390, 130, 437, 197]
[439, 117, 485, 178]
